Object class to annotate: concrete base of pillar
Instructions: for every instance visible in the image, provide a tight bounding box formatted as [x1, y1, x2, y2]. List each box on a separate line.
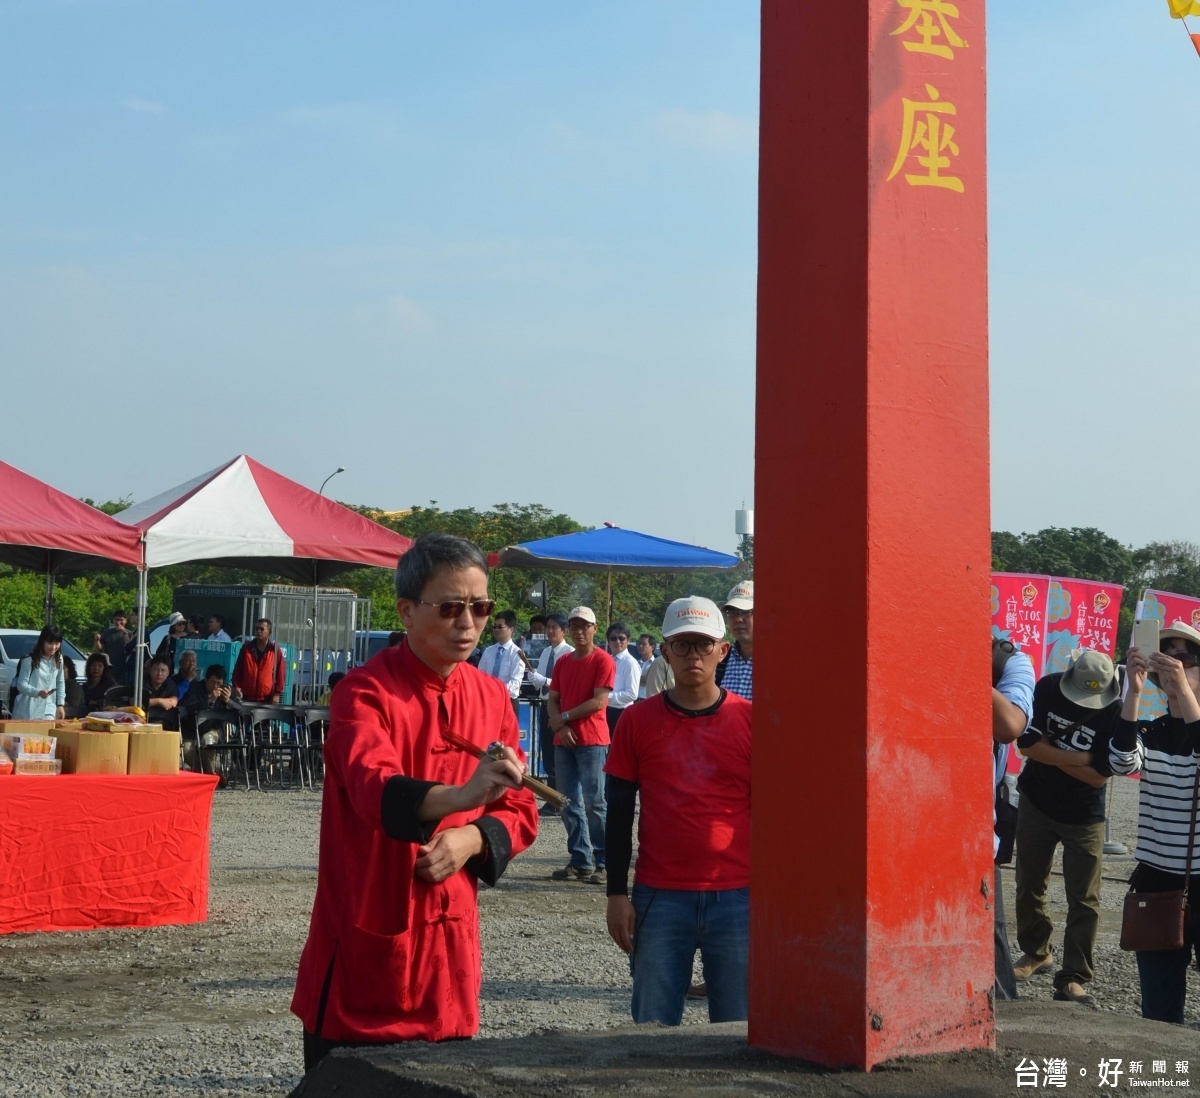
[290, 1002, 1193, 1097]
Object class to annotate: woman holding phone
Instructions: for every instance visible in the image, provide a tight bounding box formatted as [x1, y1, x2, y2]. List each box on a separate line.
[1118, 620, 1200, 1025]
[12, 625, 67, 721]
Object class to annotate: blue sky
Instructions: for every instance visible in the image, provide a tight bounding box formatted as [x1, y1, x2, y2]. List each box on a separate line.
[1, 2, 1195, 556]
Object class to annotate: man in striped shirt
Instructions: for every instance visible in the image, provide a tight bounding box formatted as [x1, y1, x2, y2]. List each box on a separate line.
[1118, 621, 1200, 1025]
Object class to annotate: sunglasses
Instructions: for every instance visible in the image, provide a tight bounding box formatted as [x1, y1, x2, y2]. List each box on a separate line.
[1160, 645, 1200, 669]
[666, 637, 720, 657]
[417, 599, 496, 619]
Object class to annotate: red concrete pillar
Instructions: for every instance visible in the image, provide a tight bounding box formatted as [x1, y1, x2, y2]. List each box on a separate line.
[750, 0, 993, 1069]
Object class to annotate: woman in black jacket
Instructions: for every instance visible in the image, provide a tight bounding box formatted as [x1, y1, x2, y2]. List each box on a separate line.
[82, 653, 117, 710]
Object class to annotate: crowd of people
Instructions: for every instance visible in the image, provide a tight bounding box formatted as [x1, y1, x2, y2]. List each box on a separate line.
[992, 627, 1200, 1028]
[13, 533, 1195, 1076]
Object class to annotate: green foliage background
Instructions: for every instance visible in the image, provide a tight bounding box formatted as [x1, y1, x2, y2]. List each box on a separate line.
[4, 494, 1187, 664]
[1, 500, 751, 651]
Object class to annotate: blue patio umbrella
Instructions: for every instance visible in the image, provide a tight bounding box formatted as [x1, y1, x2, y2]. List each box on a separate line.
[493, 524, 739, 626]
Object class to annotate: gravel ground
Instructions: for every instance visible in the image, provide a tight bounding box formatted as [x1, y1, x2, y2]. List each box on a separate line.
[0, 775, 1193, 1097]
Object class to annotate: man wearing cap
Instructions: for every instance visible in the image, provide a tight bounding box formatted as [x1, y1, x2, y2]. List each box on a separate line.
[547, 606, 615, 884]
[716, 581, 753, 701]
[155, 612, 188, 669]
[1011, 649, 1136, 1006]
[604, 596, 751, 1025]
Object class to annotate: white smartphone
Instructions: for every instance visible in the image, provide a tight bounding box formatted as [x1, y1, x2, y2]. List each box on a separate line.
[1132, 617, 1161, 657]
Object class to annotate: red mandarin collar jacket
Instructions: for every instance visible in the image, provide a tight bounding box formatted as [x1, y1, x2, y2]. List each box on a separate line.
[291, 641, 538, 1043]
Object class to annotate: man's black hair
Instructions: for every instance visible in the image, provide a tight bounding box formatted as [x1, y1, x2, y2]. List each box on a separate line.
[495, 609, 518, 629]
[530, 614, 547, 627]
[327, 671, 346, 690]
[395, 533, 489, 601]
[256, 618, 272, 630]
[148, 656, 171, 671]
[547, 613, 569, 629]
[607, 621, 630, 639]
[638, 633, 655, 646]
[209, 614, 225, 627]
[204, 664, 227, 681]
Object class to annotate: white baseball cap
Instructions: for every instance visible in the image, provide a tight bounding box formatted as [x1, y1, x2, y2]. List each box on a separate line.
[566, 606, 597, 625]
[724, 580, 753, 611]
[661, 597, 726, 640]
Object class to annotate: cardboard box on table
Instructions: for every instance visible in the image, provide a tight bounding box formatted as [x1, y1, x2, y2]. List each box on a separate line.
[126, 730, 182, 775]
[0, 720, 57, 754]
[55, 729, 129, 775]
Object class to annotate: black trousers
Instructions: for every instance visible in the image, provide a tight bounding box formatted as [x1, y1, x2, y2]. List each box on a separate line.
[303, 1029, 382, 1073]
[536, 702, 556, 786]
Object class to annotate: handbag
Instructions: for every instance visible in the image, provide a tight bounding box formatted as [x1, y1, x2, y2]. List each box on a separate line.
[1119, 763, 1200, 952]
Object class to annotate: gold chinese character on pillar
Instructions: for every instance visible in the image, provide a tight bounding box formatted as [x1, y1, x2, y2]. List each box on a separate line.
[886, 84, 963, 192]
[891, 0, 968, 60]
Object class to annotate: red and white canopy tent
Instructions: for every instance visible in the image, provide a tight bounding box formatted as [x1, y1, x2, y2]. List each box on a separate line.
[0, 461, 143, 623]
[116, 455, 412, 698]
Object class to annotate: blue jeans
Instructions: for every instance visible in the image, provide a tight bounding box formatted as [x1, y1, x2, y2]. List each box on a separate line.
[555, 744, 607, 871]
[629, 884, 749, 1025]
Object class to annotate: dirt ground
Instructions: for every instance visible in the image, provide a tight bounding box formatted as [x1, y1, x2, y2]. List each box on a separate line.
[0, 776, 1195, 1098]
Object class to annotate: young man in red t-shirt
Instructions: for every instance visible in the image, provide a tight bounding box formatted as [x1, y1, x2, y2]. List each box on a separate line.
[604, 595, 752, 1024]
[547, 605, 615, 884]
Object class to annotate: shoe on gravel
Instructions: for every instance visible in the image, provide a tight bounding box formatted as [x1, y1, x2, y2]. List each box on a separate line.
[587, 868, 607, 885]
[551, 865, 590, 881]
[1053, 981, 1098, 1009]
[1012, 953, 1054, 981]
[686, 982, 708, 999]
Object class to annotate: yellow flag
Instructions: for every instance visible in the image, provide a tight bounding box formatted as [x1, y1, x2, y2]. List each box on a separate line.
[1169, 0, 1200, 18]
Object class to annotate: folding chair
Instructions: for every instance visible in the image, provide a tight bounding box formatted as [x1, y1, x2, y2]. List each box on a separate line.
[102, 685, 134, 707]
[190, 707, 252, 790]
[248, 706, 308, 789]
[302, 707, 330, 786]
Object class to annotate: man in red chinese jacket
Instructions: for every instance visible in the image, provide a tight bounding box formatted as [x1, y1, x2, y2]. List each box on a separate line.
[291, 534, 538, 1071]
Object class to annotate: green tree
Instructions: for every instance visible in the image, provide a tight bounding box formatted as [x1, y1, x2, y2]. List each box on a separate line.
[990, 527, 1136, 587]
[1131, 541, 1200, 601]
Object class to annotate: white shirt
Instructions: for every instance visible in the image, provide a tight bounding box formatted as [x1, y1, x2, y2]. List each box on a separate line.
[608, 648, 641, 709]
[479, 639, 526, 699]
[527, 640, 574, 694]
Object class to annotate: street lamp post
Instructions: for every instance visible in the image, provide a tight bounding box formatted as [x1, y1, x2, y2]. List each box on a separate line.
[312, 465, 345, 703]
[318, 466, 345, 497]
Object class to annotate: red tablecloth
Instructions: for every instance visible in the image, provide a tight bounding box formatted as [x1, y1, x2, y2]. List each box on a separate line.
[0, 773, 219, 934]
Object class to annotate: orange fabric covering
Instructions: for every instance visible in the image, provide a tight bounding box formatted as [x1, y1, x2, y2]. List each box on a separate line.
[0, 773, 219, 934]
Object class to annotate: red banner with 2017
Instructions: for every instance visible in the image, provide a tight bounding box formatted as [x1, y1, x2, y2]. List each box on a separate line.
[990, 573, 1122, 681]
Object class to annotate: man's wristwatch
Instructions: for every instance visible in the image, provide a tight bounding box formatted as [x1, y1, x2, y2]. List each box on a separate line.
[562, 710, 571, 723]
